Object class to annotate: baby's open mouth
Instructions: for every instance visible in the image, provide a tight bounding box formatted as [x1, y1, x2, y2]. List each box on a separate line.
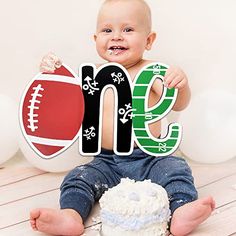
[108, 46, 128, 55]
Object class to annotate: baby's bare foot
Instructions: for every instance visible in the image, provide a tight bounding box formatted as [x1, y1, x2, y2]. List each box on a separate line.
[30, 208, 84, 236]
[170, 196, 215, 236]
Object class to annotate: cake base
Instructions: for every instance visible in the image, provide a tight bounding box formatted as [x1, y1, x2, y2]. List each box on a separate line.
[100, 223, 170, 236]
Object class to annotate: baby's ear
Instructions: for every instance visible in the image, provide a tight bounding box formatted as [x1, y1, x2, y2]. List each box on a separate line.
[146, 32, 156, 50]
[94, 34, 97, 41]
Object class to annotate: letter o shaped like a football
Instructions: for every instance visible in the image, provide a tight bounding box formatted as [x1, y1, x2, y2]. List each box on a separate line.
[20, 64, 84, 159]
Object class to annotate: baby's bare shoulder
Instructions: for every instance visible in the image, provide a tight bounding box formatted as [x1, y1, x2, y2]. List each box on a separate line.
[128, 59, 154, 75]
[136, 59, 156, 71]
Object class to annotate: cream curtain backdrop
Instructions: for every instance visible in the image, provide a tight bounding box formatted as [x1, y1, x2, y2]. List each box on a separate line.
[0, 0, 235, 165]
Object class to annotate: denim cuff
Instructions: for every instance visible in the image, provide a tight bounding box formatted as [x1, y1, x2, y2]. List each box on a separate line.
[170, 193, 198, 215]
[60, 191, 93, 222]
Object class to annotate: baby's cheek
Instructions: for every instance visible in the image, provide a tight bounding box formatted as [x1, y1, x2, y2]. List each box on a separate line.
[135, 42, 146, 53]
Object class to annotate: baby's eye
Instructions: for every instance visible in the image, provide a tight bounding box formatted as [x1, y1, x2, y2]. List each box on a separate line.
[103, 28, 112, 33]
[123, 28, 133, 33]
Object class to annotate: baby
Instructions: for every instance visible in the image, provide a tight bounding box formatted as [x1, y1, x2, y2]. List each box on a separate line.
[30, 0, 215, 235]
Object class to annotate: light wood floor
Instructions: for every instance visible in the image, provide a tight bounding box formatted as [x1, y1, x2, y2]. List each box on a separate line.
[0, 151, 236, 236]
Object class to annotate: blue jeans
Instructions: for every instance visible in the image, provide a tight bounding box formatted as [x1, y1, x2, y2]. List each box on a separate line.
[60, 148, 198, 222]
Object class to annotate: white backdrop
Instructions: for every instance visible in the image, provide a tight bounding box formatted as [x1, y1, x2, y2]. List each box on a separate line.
[0, 0, 236, 165]
[0, 0, 235, 101]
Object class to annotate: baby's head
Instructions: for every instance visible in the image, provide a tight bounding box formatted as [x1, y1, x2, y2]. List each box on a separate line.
[94, 0, 156, 68]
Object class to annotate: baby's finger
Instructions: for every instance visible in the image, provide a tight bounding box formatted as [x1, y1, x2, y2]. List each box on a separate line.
[165, 67, 175, 77]
[47, 53, 62, 68]
[40, 61, 55, 73]
[167, 76, 182, 88]
[42, 57, 56, 67]
[48, 52, 58, 60]
[40, 65, 55, 73]
[48, 52, 62, 65]
[164, 72, 175, 87]
[165, 70, 171, 78]
[175, 80, 185, 89]
[54, 59, 62, 68]
[42, 53, 52, 62]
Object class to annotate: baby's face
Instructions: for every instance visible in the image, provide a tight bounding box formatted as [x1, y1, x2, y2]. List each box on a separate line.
[95, 0, 152, 68]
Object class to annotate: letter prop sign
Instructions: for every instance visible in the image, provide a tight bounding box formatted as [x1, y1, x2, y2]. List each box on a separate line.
[20, 62, 182, 159]
[132, 63, 182, 156]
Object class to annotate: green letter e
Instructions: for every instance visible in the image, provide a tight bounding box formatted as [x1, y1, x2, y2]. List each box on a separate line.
[132, 63, 182, 156]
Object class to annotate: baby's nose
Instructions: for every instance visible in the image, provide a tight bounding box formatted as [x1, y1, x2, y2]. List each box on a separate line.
[112, 32, 123, 41]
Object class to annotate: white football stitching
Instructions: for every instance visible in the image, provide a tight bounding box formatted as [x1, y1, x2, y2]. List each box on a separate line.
[27, 84, 44, 132]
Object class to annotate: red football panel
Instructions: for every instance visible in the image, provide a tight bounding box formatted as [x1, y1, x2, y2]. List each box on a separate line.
[23, 80, 84, 140]
[33, 143, 64, 156]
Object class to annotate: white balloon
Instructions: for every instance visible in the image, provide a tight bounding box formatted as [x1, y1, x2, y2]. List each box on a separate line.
[0, 94, 19, 165]
[19, 134, 93, 172]
[179, 90, 236, 163]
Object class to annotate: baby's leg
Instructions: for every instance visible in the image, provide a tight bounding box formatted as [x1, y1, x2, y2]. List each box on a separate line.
[146, 156, 214, 235]
[30, 158, 120, 235]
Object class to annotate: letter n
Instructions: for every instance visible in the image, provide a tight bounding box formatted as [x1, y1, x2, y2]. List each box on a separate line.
[80, 63, 133, 155]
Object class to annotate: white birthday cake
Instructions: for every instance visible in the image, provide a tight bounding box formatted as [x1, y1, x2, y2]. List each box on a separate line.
[99, 178, 171, 236]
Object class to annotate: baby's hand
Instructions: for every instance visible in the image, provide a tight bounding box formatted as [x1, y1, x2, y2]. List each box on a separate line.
[39, 52, 62, 73]
[164, 66, 188, 90]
